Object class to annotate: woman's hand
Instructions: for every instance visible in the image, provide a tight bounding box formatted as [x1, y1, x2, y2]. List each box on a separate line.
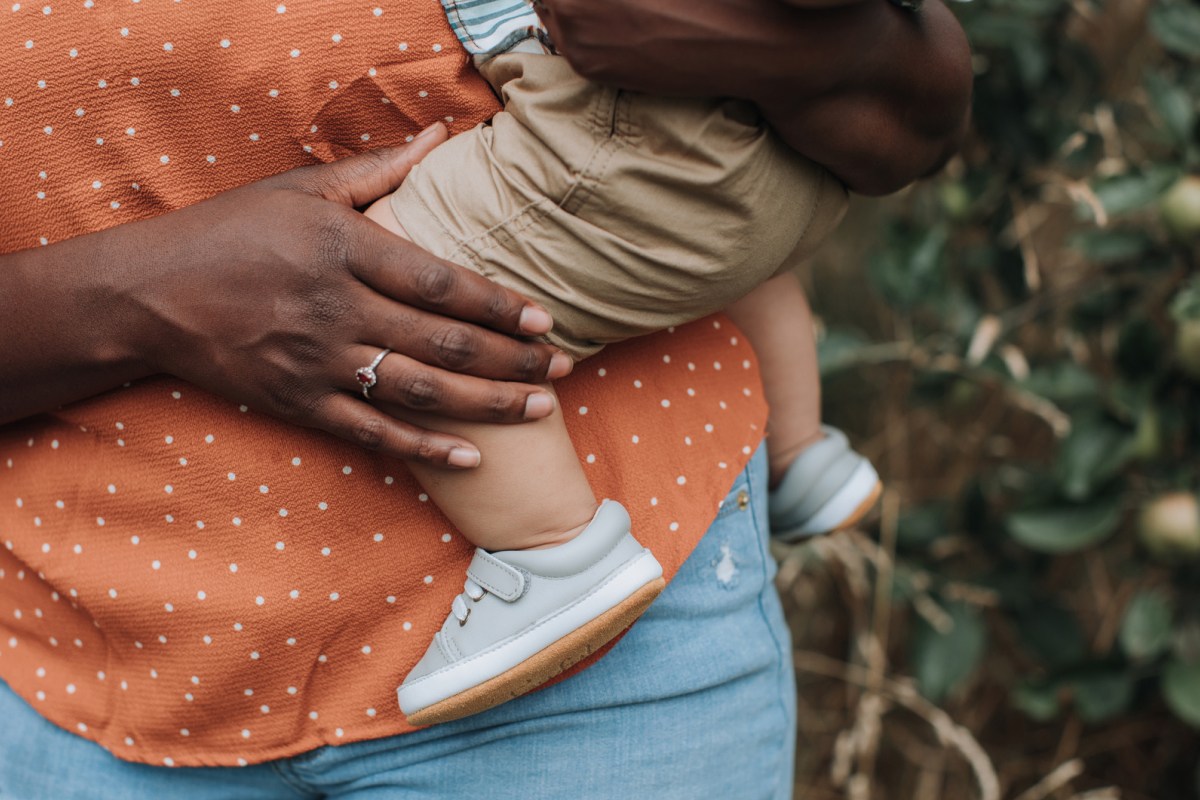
[0, 124, 571, 468]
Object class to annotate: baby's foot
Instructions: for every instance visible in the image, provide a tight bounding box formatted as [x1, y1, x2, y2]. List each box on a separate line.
[397, 500, 664, 726]
[768, 425, 881, 541]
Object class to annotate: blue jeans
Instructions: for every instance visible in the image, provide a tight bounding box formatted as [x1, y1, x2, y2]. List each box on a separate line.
[0, 447, 794, 800]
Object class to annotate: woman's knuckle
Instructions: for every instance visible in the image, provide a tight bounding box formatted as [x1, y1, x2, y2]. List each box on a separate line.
[487, 388, 515, 422]
[314, 214, 356, 273]
[415, 262, 456, 306]
[400, 375, 441, 409]
[514, 347, 544, 381]
[351, 416, 388, 451]
[413, 436, 443, 464]
[430, 325, 476, 369]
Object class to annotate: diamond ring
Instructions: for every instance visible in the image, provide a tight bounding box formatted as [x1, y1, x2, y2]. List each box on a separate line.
[355, 348, 391, 400]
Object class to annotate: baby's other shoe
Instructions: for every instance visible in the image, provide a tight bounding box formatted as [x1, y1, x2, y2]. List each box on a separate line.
[398, 500, 664, 726]
[768, 425, 881, 541]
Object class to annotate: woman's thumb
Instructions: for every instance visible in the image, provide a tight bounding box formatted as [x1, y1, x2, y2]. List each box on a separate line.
[311, 122, 448, 208]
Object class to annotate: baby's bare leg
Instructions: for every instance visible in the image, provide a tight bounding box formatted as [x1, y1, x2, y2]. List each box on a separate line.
[726, 272, 824, 489]
[365, 199, 599, 552]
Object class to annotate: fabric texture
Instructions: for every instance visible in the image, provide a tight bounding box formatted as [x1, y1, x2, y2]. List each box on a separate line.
[0, 0, 768, 767]
[441, 0, 546, 58]
[390, 52, 848, 360]
[0, 448, 796, 800]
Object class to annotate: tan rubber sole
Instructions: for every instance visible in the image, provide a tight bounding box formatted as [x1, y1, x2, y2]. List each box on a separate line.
[831, 480, 884, 533]
[405, 576, 667, 727]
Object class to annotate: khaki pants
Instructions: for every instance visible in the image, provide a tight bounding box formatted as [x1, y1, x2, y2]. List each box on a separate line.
[391, 53, 847, 360]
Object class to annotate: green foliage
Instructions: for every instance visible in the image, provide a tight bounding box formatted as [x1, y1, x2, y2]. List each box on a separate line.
[815, 0, 1200, 742]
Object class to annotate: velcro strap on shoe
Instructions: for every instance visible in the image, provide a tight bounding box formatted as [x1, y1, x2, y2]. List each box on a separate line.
[466, 550, 526, 602]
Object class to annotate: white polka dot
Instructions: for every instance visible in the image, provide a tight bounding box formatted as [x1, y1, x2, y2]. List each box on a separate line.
[578, 406, 588, 415]
[196, 591, 206, 600]
[366, 707, 377, 717]
[403, 621, 413, 631]
[361, 645, 371, 655]
[291, 457, 301, 466]
[164, 603, 174, 612]
[329, 592, 340, 601]
[342, 466, 352, 475]
[255, 596, 265, 606]
[250, 651, 260, 660]
[373, 533, 384, 543]
[229, 563, 238, 573]
[423, 575, 433, 585]
[289, 590, 299, 600]
[220, 39, 231, 48]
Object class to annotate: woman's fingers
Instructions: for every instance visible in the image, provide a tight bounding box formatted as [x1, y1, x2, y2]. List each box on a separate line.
[347, 220, 559, 339]
[340, 346, 557, 422]
[353, 288, 572, 382]
[312, 392, 482, 468]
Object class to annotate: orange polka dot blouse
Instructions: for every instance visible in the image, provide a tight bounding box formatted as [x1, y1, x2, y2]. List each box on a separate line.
[0, 0, 768, 767]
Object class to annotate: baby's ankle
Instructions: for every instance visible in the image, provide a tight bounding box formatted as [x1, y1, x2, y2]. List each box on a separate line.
[768, 429, 826, 489]
[475, 501, 601, 552]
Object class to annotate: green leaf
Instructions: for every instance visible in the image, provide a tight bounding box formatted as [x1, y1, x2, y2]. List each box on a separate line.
[1068, 229, 1153, 263]
[1120, 590, 1173, 661]
[867, 224, 949, 310]
[1164, 660, 1200, 728]
[1013, 680, 1061, 722]
[1146, 71, 1197, 147]
[1150, 4, 1200, 60]
[817, 329, 871, 377]
[1054, 415, 1136, 501]
[1171, 280, 1200, 323]
[1071, 669, 1135, 723]
[1007, 495, 1124, 554]
[897, 503, 950, 550]
[910, 602, 987, 702]
[1021, 363, 1100, 406]
[1016, 604, 1088, 669]
[1093, 170, 1178, 218]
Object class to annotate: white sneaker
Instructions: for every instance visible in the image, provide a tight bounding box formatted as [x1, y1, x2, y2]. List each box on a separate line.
[768, 425, 882, 541]
[397, 500, 665, 726]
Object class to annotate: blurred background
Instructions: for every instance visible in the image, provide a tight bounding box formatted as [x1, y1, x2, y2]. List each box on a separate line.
[782, 0, 1200, 797]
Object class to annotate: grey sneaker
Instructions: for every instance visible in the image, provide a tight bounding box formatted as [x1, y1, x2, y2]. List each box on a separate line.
[768, 425, 881, 541]
[397, 500, 664, 726]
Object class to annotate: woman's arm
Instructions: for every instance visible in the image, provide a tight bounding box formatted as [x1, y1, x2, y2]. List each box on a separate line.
[537, 0, 972, 195]
[0, 126, 570, 467]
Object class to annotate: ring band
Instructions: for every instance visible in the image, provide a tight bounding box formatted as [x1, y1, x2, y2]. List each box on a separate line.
[355, 348, 391, 400]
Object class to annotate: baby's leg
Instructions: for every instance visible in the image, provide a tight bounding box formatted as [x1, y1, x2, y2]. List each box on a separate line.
[728, 271, 881, 540]
[364, 201, 598, 552]
[726, 272, 823, 489]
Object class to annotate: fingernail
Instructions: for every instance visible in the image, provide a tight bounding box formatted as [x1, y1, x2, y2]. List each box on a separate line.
[448, 447, 481, 468]
[524, 393, 555, 419]
[414, 122, 442, 141]
[546, 352, 573, 380]
[518, 306, 553, 334]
